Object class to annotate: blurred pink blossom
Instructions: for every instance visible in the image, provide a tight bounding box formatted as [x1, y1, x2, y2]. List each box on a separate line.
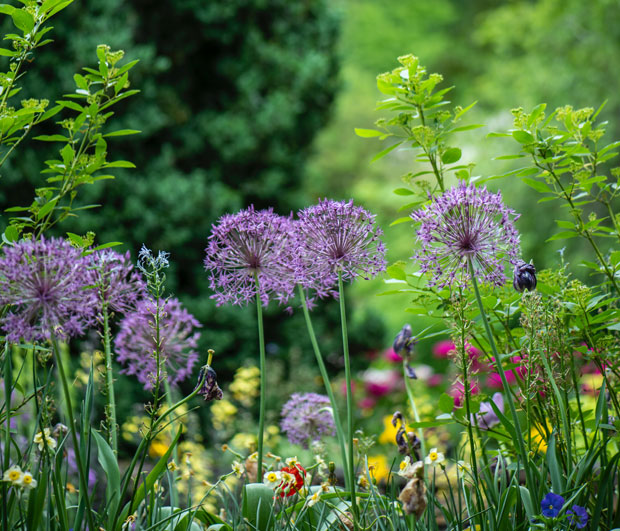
[384, 348, 403, 363]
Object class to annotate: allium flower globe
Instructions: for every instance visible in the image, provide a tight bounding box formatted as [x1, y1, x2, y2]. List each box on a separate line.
[0, 237, 96, 342]
[411, 183, 521, 288]
[295, 199, 387, 295]
[280, 392, 336, 448]
[204, 206, 297, 306]
[88, 249, 146, 314]
[115, 297, 201, 390]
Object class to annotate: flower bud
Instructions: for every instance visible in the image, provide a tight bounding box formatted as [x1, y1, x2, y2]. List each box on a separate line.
[513, 260, 537, 292]
[195, 365, 223, 402]
[393, 324, 415, 357]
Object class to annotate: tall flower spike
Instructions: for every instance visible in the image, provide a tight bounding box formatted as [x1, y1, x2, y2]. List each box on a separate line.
[88, 249, 146, 315]
[204, 206, 297, 306]
[280, 393, 336, 449]
[114, 297, 201, 390]
[0, 237, 96, 342]
[295, 199, 387, 295]
[411, 183, 521, 289]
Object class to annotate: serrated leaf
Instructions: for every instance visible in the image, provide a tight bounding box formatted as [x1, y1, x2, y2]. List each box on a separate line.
[441, 147, 461, 164]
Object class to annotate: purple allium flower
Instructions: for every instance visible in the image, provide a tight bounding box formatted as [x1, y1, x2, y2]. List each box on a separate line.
[204, 206, 297, 306]
[471, 392, 504, 430]
[88, 250, 146, 315]
[0, 237, 96, 342]
[114, 297, 201, 390]
[513, 259, 537, 292]
[280, 392, 336, 449]
[410, 183, 521, 289]
[541, 492, 565, 518]
[295, 199, 387, 294]
[567, 504, 588, 529]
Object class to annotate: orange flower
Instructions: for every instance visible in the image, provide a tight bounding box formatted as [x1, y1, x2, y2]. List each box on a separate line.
[276, 463, 306, 498]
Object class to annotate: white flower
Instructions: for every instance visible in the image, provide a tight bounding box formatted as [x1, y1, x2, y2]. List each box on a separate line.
[17, 471, 37, 490]
[397, 456, 414, 478]
[285, 456, 299, 467]
[33, 428, 57, 452]
[424, 448, 445, 466]
[307, 491, 321, 507]
[231, 461, 244, 477]
[2, 465, 23, 485]
[457, 460, 471, 474]
[263, 470, 281, 489]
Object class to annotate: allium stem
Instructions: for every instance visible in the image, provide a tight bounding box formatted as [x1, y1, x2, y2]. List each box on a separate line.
[298, 285, 350, 492]
[2, 342, 10, 531]
[403, 365, 426, 457]
[51, 337, 96, 531]
[254, 273, 266, 479]
[467, 258, 534, 496]
[163, 379, 179, 508]
[102, 305, 118, 454]
[338, 272, 358, 526]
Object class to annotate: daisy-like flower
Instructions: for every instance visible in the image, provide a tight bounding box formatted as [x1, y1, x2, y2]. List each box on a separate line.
[34, 428, 57, 452]
[18, 471, 37, 490]
[424, 448, 445, 467]
[0, 237, 96, 342]
[204, 206, 297, 307]
[456, 460, 471, 474]
[231, 461, 244, 478]
[114, 297, 201, 390]
[263, 470, 282, 489]
[306, 491, 321, 507]
[398, 456, 415, 478]
[411, 183, 521, 289]
[295, 199, 387, 296]
[2, 465, 23, 485]
[280, 393, 336, 449]
[88, 250, 146, 315]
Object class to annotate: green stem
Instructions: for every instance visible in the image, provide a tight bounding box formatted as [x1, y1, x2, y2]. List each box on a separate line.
[338, 272, 358, 526]
[298, 286, 350, 492]
[254, 274, 266, 480]
[467, 259, 534, 496]
[102, 305, 118, 455]
[51, 337, 96, 531]
[2, 342, 10, 531]
[402, 367, 425, 457]
[163, 379, 179, 509]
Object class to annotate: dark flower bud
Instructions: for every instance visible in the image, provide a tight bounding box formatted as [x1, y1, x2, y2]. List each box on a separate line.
[405, 363, 417, 380]
[393, 324, 416, 357]
[195, 364, 223, 402]
[513, 260, 537, 292]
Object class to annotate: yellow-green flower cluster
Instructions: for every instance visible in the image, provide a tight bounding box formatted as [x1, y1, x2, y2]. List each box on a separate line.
[2, 465, 37, 489]
[229, 365, 260, 407]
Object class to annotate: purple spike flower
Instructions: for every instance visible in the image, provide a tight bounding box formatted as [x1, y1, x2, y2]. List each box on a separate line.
[280, 392, 336, 448]
[295, 199, 387, 295]
[0, 237, 96, 342]
[411, 183, 521, 289]
[114, 297, 201, 390]
[204, 206, 297, 307]
[88, 250, 146, 315]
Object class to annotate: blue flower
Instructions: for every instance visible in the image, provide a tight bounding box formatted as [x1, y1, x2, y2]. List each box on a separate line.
[567, 504, 588, 529]
[541, 492, 565, 518]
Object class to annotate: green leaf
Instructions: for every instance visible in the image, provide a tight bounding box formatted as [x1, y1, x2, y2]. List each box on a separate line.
[242, 484, 275, 531]
[393, 187, 414, 196]
[409, 418, 453, 428]
[66, 232, 85, 247]
[441, 147, 461, 164]
[11, 9, 34, 33]
[3, 225, 18, 242]
[527, 103, 546, 127]
[370, 141, 403, 163]
[390, 216, 412, 227]
[386, 265, 407, 281]
[354, 128, 384, 138]
[103, 160, 136, 169]
[34, 134, 71, 142]
[546, 231, 579, 242]
[60, 144, 75, 166]
[519, 487, 535, 520]
[438, 393, 455, 414]
[522, 177, 554, 194]
[512, 130, 535, 144]
[450, 124, 484, 133]
[0, 48, 16, 56]
[91, 241, 123, 251]
[92, 431, 121, 528]
[103, 129, 141, 137]
[36, 198, 58, 220]
[0, 4, 15, 15]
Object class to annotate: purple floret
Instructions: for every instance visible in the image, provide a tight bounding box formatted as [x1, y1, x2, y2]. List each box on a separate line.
[541, 492, 565, 518]
[295, 199, 387, 296]
[204, 206, 297, 307]
[280, 392, 336, 448]
[88, 249, 146, 315]
[411, 183, 521, 289]
[0, 237, 96, 342]
[567, 504, 588, 529]
[115, 297, 201, 390]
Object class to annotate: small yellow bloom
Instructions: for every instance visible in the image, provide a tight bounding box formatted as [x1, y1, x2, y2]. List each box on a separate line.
[263, 470, 281, 489]
[231, 461, 244, 478]
[457, 460, 471, 473]
[285, 456, 299, 467]
[357, 475, 370, 489]
[3, 465, 23, 485]
[424, 448, 445, 466]
[66, 482, 77, 494]
[148, 440, 169, 458]
[367, 454, 390, 481]
[33, 428, 57, 452]
[167, 460, 179, 472]
[18, 472, 37, 489]
[307, 491, 321, 507]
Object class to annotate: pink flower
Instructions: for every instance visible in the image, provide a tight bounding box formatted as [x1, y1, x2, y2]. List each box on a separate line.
[432, 340, 455, 359]
[449, 380, 480, 408]
[427, 374, 443, 387]
[359, 397, 377, 409]
[362, 369, 400, 398]
[384, 348, 403, 363]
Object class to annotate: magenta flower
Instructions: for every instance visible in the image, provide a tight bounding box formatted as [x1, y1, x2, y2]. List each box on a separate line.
[411, 183, 521, 288]
[295, 199, 387, 295]
[280, 392, 336, 448]
[88, 250, 146, 315]
[204, 206, 297, 307]
[0, 237, 96, 342]
[115, 297, 201, 390]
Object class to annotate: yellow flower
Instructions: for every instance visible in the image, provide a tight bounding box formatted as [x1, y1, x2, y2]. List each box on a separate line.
[424, 448, 445, 466]
[367, 454, 390, 481]
[263, 470, 281, 489]
[307, 491, 321, 507]
[378, 415, 398, 445]
[231, 461, 244, 478]
[148, 440, 169, 458]
[211, 400, 237, 430]
[230, 366, 260, 406]
[167, 460, 179, 472]
[34, 428, 57, 452]
[457, 460, 471, 474]
[3, 465, 22, 485]
[18, 471, 37, 489]
[530, 423, 549, 454]
[230, 432, 256, 451]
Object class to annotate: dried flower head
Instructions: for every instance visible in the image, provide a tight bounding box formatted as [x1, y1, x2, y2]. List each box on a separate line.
[295, 199, 387, 295]
[411, 183, 521, 288]
[513, 259, 537, 292]
[280, 393, 336, 449]
[115, 297, 201, 390]
[195, 364, 223, 402]
[0, 237, 96, 342]
[88, 249, 146, 315]
[204, 206, 297, 306]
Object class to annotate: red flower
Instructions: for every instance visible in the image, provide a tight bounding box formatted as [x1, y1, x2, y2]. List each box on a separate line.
[277, 463, 306, 497]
